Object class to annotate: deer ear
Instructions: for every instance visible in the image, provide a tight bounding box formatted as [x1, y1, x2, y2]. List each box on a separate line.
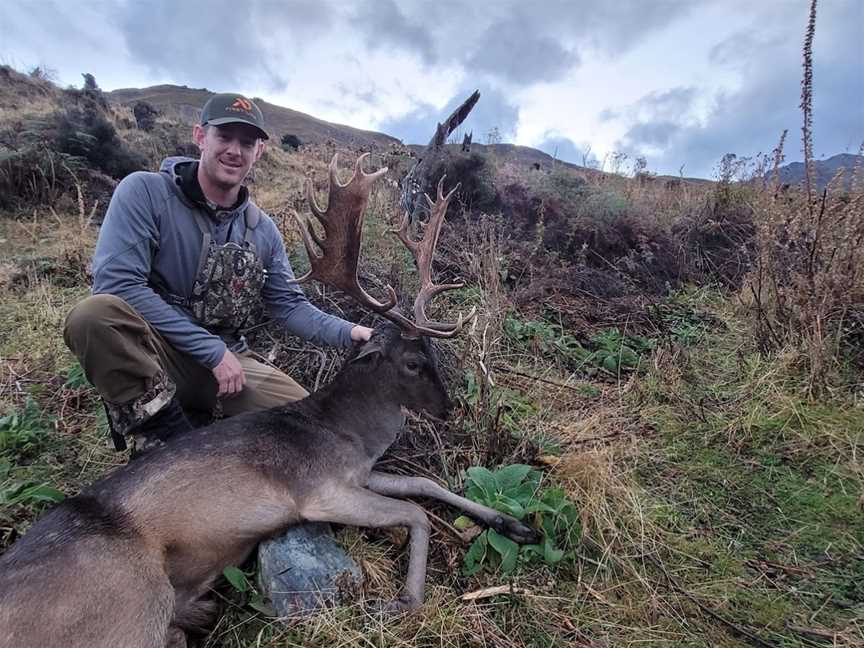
[351, 340, 382, 363]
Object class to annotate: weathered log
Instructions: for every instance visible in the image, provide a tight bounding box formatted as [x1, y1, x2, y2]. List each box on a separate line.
[400, 90, 480, 222]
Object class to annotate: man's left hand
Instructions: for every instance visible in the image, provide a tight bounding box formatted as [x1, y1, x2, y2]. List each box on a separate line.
[350, 325, 373, 342]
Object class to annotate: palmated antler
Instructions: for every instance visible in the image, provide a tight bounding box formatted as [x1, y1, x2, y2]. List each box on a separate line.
[292, 153, 398, 313]
[293, 154, 474, 339]
[394, 176, 477, 338]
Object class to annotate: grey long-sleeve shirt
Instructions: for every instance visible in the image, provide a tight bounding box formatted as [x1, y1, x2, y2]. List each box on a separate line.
[91, 157, 354, 369]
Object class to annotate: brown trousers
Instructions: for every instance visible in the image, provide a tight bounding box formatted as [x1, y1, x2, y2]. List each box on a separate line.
[63, 294, 308, 419]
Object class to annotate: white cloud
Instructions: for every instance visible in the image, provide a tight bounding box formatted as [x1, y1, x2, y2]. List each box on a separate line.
[0, 0, 860, 178]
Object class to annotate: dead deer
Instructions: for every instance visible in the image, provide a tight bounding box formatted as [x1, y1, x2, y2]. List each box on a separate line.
[0, 155, 539, 648]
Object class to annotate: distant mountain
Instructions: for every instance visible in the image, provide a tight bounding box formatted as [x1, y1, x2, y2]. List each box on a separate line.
[770, 153, 862, 190]
[108, 85, 400, 149]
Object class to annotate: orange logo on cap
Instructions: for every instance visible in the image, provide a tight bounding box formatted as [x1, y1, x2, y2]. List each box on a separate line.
[231, 97, 253, 112]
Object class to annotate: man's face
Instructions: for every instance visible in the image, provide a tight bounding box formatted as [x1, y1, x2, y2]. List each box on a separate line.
[193, 123, 265, 191]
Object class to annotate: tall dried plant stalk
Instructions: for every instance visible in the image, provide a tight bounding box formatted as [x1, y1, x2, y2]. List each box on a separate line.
[747, 0, 864, 392]
[800, 0, 817, 207]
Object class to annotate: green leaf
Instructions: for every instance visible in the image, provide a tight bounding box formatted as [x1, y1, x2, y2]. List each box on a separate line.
[602, 355, 619, 373]
[2, 482, 66, 506]
[541, 515, 558, 539]
[619, 346, 639, 367]
[453, 515, 476, 530]
[487, 529, 519, 574]
[560, 501, 580, 525]
[466, 466, 497, 501]
[464, 483, 487, 504]
[525, 499, 558, 514]
[222, 566, 249, 593]
[492, 464, 533, 491]
[18, 484, 65, 504]
[64, 362, 91, 388]
[521, 543, 544, 559]
[511, 480, 541, 506]
[538, 487, 568, 512]
[494, 495, 525, 519]
[543, 541, 565, 564]
[249, 593, 277, 616]
[462, 531, 488, 576]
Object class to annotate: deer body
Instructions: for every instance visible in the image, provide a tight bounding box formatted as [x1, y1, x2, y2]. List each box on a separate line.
[0, 329, 537, 648]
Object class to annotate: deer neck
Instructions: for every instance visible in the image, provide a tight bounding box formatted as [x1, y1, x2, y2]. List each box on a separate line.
[310, 371, 405, 461]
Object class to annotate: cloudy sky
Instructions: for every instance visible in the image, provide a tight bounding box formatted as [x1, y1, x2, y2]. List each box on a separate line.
[2, 0, 861, 178]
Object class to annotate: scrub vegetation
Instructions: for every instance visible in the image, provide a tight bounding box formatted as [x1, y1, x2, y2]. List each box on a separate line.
[0, 7, 861, 645]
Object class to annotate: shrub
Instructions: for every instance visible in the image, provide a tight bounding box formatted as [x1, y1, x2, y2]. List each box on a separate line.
[52, 94, 146, 179]
[0, 144, 82, 210]
[280, 133, 302, 151]
[500, 171, 684, 293]
[0, 72, 145, 209]
[673, 184, 757, 287]
[77, 73, 110, 111]
[133, 101, 159, 132]
[745, 2, 864, 389]
[426, 151, 501, 216]
[0, 398, 53, 456]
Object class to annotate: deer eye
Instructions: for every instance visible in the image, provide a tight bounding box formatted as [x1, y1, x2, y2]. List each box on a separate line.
[405, 359, 421, 373]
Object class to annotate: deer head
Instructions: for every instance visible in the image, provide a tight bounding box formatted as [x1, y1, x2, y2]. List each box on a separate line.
[290, 153, 475, 420]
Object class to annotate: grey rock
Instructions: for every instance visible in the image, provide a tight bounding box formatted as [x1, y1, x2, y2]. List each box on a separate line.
[257, 522, 363, 617]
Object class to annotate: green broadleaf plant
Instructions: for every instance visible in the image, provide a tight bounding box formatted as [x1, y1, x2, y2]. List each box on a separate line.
[461, 464, 581, 576]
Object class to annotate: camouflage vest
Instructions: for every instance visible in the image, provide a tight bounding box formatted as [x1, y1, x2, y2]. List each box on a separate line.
[187, 207, 266, 333]
[155, 204, 266, 336]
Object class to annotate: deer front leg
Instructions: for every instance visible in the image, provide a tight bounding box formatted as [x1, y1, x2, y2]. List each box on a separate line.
[302, 487, 431, 609]
[367, 472, 540, 544]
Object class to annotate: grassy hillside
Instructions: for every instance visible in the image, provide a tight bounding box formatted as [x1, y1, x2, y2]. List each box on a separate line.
[108, 84, 400, 149]
[1, 65, 862, 647]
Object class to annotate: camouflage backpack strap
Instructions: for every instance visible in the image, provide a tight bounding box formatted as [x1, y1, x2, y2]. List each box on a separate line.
[191, 209, 214, 286]
[157, 208, 212, 309]
[243, 202, 261, 252]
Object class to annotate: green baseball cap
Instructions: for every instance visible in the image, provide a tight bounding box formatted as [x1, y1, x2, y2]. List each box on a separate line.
[200, 93, 269, 140]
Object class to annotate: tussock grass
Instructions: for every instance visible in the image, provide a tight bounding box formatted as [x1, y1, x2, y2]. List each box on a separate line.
[630, 300, 863, 646]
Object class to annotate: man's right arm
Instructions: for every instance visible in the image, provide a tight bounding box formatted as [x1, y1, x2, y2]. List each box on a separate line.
[91, 173, 228, 369]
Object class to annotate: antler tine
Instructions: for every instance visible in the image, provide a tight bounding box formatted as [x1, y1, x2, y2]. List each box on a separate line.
[393, 175, 477, 339]
[291, 153, 398, 314]
[293, 156, 476, 339]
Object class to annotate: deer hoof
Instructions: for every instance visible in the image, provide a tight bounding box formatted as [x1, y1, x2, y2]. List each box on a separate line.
[367, 595, 418, 617]
[492, 515, 542, 545]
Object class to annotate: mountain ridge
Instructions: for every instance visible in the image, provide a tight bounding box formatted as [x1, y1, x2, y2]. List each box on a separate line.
[108, 84, 859, 189]
[770, 152, 861, 189]
[107, 85, 400, 149]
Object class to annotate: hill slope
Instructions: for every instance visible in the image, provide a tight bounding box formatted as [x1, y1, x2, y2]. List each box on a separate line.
[108, 85, 400, 149]
[772, 152, 862, 189]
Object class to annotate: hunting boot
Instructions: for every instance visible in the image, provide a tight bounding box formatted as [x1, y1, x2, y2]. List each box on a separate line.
[103, 373, 193, 459]
[128, 396, 193, 459]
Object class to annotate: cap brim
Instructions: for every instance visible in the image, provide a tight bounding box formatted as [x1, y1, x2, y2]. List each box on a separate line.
[204, 117, 269, 140]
